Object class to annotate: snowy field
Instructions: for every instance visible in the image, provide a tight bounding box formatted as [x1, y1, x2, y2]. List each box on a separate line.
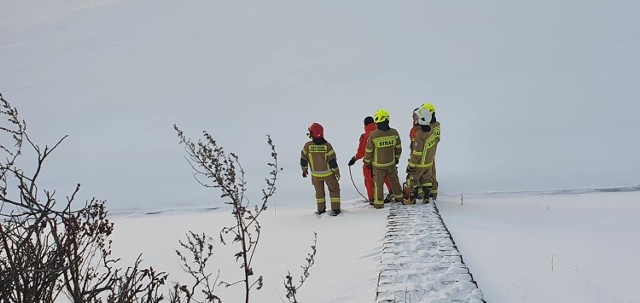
[109, 189, 640, 302]
[438, 189, 640, 302]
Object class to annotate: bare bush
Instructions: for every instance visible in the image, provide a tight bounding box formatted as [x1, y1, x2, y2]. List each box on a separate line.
[172, 231, 221, 303]
[283, 232, 317, 303]
[0, 92, 317, 303]
[174, 125, 317, 303]
[0, 93, 168, 303]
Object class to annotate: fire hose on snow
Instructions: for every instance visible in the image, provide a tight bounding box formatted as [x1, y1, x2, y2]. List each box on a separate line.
[349, 165, 369, 201]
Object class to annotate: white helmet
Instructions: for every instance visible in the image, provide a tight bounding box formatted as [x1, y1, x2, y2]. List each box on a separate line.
[415, 108, 431, 126]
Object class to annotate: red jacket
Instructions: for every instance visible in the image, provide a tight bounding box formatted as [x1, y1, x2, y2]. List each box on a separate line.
[355, 123, 377, 160]
[409, 124, 419, 142]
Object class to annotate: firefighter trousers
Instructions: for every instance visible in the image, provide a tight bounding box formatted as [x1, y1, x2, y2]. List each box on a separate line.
[312, 175, 340, 212]
[372, 166, 403, 207]
[407, 166, 434, 195]
[363, 164, 392, 201]
[430, 161, 438, 198]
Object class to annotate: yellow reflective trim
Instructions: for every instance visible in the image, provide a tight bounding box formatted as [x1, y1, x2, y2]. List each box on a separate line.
[312, 171, 334, 178]
[308, 152, 315, 171]
[412, 150, 423, 155]
[414, 162, 433, 168]
[365, 148, 373, 152]
[326, 149, 335, 156]
[313, 169, 332, 174]
[372, 136, 398, 148]
[309, 145, 328, 153]
[373, 161, 395, 168]
[406, 179, 414, 187]
[316, 199, 325, 203]
[330, 198, 340, 202]
[371, 135, 400, 168]
[426, 134, 438, 149]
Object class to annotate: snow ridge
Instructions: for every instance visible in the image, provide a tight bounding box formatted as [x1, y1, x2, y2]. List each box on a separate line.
[376, 201, 485, 303]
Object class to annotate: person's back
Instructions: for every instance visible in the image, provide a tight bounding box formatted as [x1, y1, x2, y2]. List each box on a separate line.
[410, 122, 440, 168]
[349, 116, 392, 202]
[409, 125, 440, 167]
[405, 107, 440, 203]
[364, 109, 404, 208]
[422, 102, 440, 200]
[302, 139, 335, 176]
[301, 123, 341, 215]
[355, 118, 377, 161]
[368, 127, 401, 169]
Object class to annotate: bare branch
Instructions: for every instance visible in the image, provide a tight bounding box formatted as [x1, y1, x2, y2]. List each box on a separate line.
[174, 126, 286, 303]
[0, 93, 170, 303]
[283, 232, 318, 303]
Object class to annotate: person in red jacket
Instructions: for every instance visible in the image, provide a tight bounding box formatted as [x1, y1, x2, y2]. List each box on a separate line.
[406, 108, 423, 199]
[409, 107, 420, 143]
[348, 116, 392, 203]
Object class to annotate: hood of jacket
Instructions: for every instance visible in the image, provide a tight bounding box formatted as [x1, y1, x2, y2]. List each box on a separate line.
[364, 122, 377, 133]
[312, 137, 328, 145]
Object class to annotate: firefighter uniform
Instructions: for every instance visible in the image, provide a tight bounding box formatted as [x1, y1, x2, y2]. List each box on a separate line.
[349, 117, 393, 202]
[301, 123, 341, 215]
[406, 107, 440, 204]
[422, 103, 439, 200]
[364, 109, 404, 209]
[407, 111, 423, 198]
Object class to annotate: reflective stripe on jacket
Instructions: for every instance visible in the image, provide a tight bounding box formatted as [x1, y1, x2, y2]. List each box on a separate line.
[301, 141, 338, 177]
[364, 128, 402, 168]
[409, 122, 440, 168]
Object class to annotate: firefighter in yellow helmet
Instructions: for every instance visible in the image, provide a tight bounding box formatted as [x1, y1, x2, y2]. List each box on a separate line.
[363, 109, 404, 209]
[421, 102, 436, 114]
[421, 102, 440, 200]
[300, 123, 341, 216]
[404, 106, 440, 204]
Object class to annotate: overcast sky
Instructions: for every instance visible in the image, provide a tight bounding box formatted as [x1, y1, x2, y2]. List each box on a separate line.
[1, 0, 639, 211]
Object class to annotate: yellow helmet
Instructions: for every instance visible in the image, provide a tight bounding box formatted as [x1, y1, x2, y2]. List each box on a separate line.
[421, 103, 436, 114]
[373, 109, 390, 123]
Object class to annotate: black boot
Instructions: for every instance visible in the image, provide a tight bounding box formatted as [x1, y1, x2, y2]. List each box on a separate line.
[422, 186, 431, 203]
[329, 209, 341, 216]
[315, 209, 326, 215]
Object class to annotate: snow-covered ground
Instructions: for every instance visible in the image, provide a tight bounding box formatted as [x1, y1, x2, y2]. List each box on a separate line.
[439, 189, 640, 302]
[109, 189, 640, 302]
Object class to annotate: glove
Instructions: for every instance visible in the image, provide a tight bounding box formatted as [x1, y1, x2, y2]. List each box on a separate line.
[395, 158, 399, 165]
[334, 170, 341, 181]
[348, 156, 356, 166]
[406, 166, 414, 174]
[365, 162, 372, 170]
[302, 169, 308, 178]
